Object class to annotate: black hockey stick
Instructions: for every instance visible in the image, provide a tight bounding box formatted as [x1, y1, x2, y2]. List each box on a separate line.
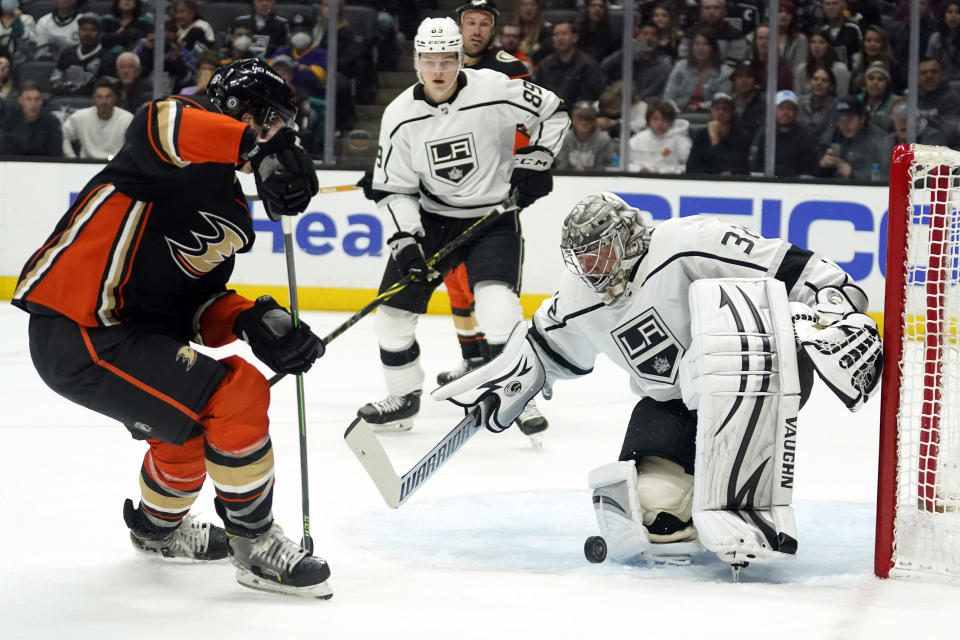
[344, 406, 484, 508]
[278, 214, 315, 554]
[267, 197, 518, 387]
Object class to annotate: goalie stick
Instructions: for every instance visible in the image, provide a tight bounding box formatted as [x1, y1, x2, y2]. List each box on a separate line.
[344, 406, 483, 508]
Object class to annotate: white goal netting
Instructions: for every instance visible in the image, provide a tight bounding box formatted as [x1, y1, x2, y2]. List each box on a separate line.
[888, 145, 960, 581]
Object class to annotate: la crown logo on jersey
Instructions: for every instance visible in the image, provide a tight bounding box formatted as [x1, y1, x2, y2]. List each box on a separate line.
[427, 134, 478, 186]
[612, 308, 684, 384]
[166, 211, 248, 279]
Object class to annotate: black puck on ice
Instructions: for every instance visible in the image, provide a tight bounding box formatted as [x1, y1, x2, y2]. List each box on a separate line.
[584, 536, 607, 563]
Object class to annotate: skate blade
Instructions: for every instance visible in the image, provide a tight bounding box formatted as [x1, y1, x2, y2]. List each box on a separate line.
[369, 418, 413, 433]
[235, 569, 333, 599]
[528, 433, 544, 451]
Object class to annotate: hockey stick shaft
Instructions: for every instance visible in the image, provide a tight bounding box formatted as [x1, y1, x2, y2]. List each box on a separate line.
[280, 215, 314, 554]
[267, 199, 516, 387]
[344, 406, 483, 508]
[245, 184, 360, 202]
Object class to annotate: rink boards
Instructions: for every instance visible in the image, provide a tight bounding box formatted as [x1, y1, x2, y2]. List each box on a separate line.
[0, 162, 892, 318]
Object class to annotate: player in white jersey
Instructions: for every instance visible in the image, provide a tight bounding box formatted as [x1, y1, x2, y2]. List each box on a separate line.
[434, 192, 882, 573]
[356, 16, 570, 433]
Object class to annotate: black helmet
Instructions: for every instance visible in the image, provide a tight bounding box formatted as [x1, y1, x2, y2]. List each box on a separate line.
[207, 58, 297, 130]
[456, 0, 500, 23]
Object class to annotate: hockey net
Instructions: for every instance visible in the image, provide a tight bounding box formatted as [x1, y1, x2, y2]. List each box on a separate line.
[877, 144, 960, 581]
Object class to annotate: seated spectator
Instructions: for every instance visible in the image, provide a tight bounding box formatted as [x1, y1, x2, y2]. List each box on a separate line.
[889, 0, 938, 74]
[815, 95, 888, 181]
[795, 31, 850, 97]
[0, 53, 13, 106]
[595, 81, 647, 144]
[926, 1, 960, 82]
[499, 20, 534, 74]
[577, 0, 619, 64]
[882, 100, 948, 173]
[663, 30, 731, 113]
[222, 20, 256, 64]
[650, 2, 683, 60]
[857, 61, 896, 132]
[172, 0, 214, 56]
[101, 0, 154, 55]
[0, 81, 62, 156]
[918, 56, 960, 143]
[751, 90, 818, 177]
[678, 0, 747, 65]
[134, 19, 197, 95]
[275, 12, 325, 84]
[555, 100, 614, 171]
[179, 50, 217, 95]
[777, 2, 808, 74]
[818, 0, 860, 65]
[749, 23, 792, 91]
[35, 0, 80, 61]
[686, 91, 750, 175]
[730, 59, 764, 140]
[798, 64, 839, 139]
[237, 0, 289, 58]
[535, 20, 606, 105]
[518, 0, 551, 64]
[51, 13, 116, 97]
[61, 77, 132, 159]
[115, 50, 152, 112]
[0, 0, 38, 64]
[850, 25, 903, 94]
[627, 98, 691, 174]
[599, 20, 672, 102]
[313, 0, 365, 112]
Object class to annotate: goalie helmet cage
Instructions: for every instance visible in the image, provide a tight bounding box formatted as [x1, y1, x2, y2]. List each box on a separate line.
[877, 143, 960, 581]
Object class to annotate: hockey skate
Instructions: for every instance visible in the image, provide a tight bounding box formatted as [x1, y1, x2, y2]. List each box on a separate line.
[357, 390, 421, 433]
[228, 522, 332, 599]
[515, 399, 548, 449]
[123, 499, 229, 561]
[436, 357, 485, 386]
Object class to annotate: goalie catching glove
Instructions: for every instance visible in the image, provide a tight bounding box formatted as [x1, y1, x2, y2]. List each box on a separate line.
[791, 284, 881, 412]
[510, 145, 554, 208]
[432, 322, 545, 432]
[234, 296, 324, 375]
[247, 127, 319, 219]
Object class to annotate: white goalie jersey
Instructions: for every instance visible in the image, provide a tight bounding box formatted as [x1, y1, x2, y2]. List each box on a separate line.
[371, 68, 569, 235]
[529, 215, 865, 402]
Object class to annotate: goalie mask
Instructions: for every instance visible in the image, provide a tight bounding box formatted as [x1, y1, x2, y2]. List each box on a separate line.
[560, 192, 650, 301]
[414, 17, 463, 85]
[207, 58, 298, 131]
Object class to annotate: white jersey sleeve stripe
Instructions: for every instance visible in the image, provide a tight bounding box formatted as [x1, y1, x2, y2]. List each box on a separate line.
[529, 322, 594, 376]
[642, 252, 767, 285]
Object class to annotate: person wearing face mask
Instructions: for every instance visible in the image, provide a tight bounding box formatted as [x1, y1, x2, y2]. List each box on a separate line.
[599, 20, 673, 102]
[223, 20, 255, 64]
[0, 0, 38, 64]
[270, 12, 326, 88]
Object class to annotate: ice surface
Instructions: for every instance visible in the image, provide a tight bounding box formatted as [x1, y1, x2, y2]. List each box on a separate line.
[1, 304, 957, 640]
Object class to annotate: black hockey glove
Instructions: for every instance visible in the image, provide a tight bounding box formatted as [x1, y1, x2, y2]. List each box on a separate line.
[234, 296, 324, 375]
[510, 145, 554, 208]
[247, 127, 320, 220]
[356, 169, 374, 201]
[388, 232, 438, 283]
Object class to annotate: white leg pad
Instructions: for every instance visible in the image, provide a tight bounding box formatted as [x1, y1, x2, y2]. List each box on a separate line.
[375, 305, 424, 395]
[473, 280, 523, 344]
[588, 462, 651, 561]
[682, 278, 801, 563]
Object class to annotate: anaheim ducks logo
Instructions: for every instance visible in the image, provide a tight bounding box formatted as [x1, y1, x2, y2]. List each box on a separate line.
[166, 211, 248, 279]
[176, 346, 198, 371]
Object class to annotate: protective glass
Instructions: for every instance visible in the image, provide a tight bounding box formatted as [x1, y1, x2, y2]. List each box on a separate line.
[561, 227, 625, 293]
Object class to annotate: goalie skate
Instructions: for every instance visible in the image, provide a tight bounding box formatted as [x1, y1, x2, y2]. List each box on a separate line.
[228, 523, 332, 599]
[516, 399, 548, 449]
[357, 390, 421, 433]
[123, 499, 229, 561]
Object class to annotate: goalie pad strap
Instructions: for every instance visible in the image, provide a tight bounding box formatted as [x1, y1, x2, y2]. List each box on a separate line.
[682, 278, 800, 561]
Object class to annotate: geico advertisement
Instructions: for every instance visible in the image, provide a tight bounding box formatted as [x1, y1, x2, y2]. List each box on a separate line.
[0, 162, 890, 311]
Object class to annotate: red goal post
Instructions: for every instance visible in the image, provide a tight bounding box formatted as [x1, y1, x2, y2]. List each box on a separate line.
[876, 143, 960, 581]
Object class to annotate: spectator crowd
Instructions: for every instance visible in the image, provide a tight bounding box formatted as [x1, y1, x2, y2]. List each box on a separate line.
[0, 0, 957, 182]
